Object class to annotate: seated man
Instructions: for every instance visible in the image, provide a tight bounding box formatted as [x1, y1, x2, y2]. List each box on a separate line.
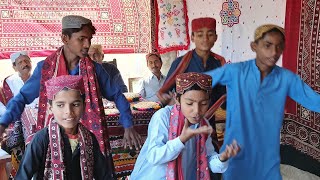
[88, 44, 128, 93]
[0, 51, 38, 177]
[1, 51, 38, 108]
[137, 52, 166, 102]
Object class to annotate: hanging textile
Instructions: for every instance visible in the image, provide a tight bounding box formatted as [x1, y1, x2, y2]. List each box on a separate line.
[0, 0, 151, 59]
[281, 0, 320, 161]
[155, 0, 190, 53]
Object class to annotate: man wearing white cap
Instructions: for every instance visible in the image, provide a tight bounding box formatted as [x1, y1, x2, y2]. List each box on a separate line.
[0, 51, 38, 177]
[0, 51, 38, 110]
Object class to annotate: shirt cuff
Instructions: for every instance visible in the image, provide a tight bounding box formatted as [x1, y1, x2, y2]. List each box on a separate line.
[171, 137, 185, 152]
[217, 154, 229, 165]
[0, 115, 10, 127]
[122, 120, 133, 129]
[170, 137, 184, 152]
[208, 154, 229, 173]
[214, 154, 229, 173]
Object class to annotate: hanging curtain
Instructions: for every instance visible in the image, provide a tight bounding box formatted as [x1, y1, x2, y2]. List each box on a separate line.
[155, 0, 190, 53]
[282, 0, 320, 161]
[0, 0, 151, 59]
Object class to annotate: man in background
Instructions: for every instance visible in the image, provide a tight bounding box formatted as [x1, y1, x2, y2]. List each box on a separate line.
[88, 44, 128, 93]
[137, 52, 166, 102]
[0, 51, 38, 177]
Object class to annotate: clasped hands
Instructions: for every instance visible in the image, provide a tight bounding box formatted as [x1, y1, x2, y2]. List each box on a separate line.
[179, 118, 240, 162]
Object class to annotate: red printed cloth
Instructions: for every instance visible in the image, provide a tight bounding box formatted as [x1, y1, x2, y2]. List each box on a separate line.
[281, 0, 320, 161]
[21, 107, 37, 144]
[0, 0, 151, 59]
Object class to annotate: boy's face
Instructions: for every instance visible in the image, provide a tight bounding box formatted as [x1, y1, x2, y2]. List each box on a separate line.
[191, 27, 217, 52]
[49, 90, 84, 133]
[62, 26, 93, 58]
[176, 90, 210, 124]
[147, 55, 162, 75]
[251, 31, 285, 69]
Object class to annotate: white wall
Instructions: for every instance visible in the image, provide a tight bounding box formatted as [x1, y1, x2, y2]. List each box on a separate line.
[0, 54, 149, 88]
[184, 0, 286, 65]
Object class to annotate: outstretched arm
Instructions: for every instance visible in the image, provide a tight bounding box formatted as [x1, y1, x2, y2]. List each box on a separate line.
[95, 63, 142, 150]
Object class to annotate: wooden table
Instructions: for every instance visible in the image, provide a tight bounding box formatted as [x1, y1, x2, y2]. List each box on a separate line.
[0, 149, 11, 180]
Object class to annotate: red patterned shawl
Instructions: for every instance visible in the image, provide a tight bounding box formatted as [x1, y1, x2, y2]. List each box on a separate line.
[44, 120, 94, 179]
[166, 104, 210, 180]
[37, 46, 110, 155]
[1, 76, 14, 105]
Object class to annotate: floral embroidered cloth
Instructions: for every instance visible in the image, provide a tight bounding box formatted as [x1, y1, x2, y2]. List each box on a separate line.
[155, 0, 189, 53]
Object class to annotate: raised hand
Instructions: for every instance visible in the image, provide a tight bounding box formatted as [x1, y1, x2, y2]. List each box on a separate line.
[179, 118, 213, 144]
[219, 140, 241, 162]
[157, 91, 174, 106]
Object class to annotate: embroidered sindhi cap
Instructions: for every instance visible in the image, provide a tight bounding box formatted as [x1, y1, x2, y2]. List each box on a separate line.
[254, 24, 285, 41]
[45, 75, 85, 100]
[62, 15, 92, 29]
[176, 72, 212, 94]
[191, 17, 216, 32]
[10, 51, 29, 63]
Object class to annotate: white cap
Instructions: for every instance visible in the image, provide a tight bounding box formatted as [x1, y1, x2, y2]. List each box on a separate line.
[10, 51, 29, 63]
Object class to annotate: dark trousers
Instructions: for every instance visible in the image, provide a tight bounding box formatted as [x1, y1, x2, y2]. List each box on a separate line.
[208, 116, 222, 180]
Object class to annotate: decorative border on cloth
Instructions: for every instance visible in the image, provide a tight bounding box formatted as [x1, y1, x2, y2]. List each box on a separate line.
[282, 0, 320, 161]
[155, 0, 190, 53]
[150, 0, 157, 50]
[0, 0, 151, 59]
[281, 119, 320, 161]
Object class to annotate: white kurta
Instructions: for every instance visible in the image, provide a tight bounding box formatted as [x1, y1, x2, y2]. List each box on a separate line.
[0, 74, 38, 117]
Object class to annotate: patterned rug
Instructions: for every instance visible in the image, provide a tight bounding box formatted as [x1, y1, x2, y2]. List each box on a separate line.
[281, 0, 320, 161]
[106, 110, 155, 178]
[0, 0, 151, 59]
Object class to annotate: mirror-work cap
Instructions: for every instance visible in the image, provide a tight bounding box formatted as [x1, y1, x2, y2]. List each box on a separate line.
[254, 24, 285, 41]
[176, 72, 212, 94]
[45, 75, 85, 100]
[62, 15, 92, 29]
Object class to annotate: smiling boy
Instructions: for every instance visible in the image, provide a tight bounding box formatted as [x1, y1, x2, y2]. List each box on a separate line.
[16, 75, 112, 179]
